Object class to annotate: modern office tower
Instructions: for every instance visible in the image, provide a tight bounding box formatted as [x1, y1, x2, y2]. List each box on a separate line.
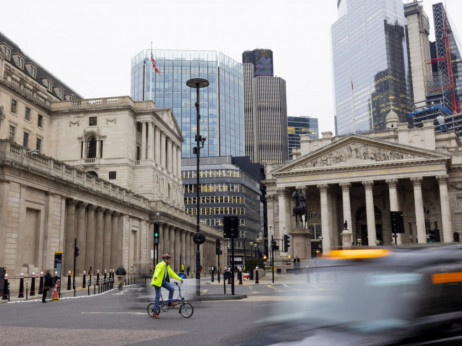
[404, 0, 432, 109]
[287, 116, 319, 159]
[430, 2, 462, 114]
[242, 49, 274, 77]
[332, 0, 413, 135]
[243, 53, 288, 164]
[131, 50, 245, 158]
[182, 156, 264, 265]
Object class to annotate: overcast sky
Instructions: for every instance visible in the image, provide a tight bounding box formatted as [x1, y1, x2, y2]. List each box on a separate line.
[2, 0, 461, 134]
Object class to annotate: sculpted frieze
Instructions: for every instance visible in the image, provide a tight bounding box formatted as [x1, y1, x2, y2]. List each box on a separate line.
[294, 142, 419, 169]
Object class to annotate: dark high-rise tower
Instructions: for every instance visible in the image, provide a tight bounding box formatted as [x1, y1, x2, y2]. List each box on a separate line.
[242, 49, 274, 77]
[332, 0, 413, 135]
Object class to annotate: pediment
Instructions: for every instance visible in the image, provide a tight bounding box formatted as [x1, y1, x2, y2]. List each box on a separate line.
[157, 109, 183, 140]
[275, 135, 451, 175]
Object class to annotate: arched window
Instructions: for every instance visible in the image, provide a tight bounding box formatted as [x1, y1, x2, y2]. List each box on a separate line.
[87, 171, 98, 177]
[87, 136, 97, 158]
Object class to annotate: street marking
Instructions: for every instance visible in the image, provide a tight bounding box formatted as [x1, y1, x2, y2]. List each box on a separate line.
[282, 284, 289, 288]
[202, 289, 208, 295]
[82, 312, 146, 315]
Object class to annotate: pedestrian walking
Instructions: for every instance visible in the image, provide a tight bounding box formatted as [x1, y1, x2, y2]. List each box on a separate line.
[151, 254, 183, 319]
[115, 265, 127, 290]
[186, 266, 190, 276]
[181, 263, 185, 273]
[42, 270, 53, 303]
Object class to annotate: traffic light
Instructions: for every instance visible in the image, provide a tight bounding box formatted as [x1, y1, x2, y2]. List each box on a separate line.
[223, 216, 239, 238]
[154, 222, 160, 244]
[283, 234, 290, 252]
[216, 239, 222, 255]
[428, 229, 440, 243]
[74, 246, 80, 257]
[271, 240, 279, 251]
[390, 211, 405, 234]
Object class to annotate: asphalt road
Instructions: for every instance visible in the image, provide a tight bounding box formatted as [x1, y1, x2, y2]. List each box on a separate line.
[0, 276, 312, 346]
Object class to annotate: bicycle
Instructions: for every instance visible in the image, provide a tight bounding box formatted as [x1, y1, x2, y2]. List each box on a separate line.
[147, 282, 194, 318]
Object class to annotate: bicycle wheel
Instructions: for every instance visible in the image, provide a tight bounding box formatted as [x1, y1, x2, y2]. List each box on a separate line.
[147, 302, 161, 317]
[179, 302, 194, 318]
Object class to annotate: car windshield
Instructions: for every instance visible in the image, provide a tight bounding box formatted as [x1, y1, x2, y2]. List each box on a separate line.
[266, 265, 423, 334]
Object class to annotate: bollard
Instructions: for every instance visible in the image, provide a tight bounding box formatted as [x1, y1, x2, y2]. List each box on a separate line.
[18, 273, 24, 298]
[30, 272, 36, 296]
[82, 271, 86, 289]
[67, 271, 71, 290]
[211, 270, 214, 282]
[239, 270, 243, 285]
[88, 280, 90, 296]
[104, 270, 107, 281]
[26, 282, 29, 300]
[2, 273, 9, 300]
[97, 270, 100, 287]
[38, 272, 44, 295]
[94, 280, 96, 295]
[223, 275, 226, 295]
[255, 269, 259, 284]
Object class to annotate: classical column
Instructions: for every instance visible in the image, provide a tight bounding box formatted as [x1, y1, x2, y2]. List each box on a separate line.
[103, 210, 113, 270]
[180, 230, 186, 270]
[177, 145, 182, 178]
[148, 122, 154, 160]
[174, 228, 181, 271]
[340, 183, 352, 233]
[155, 127, 161, 165]
[172, 145, 177, 178]
[170, 226, 176, 262]
[141, 122, 147, 160]
[186, 232, 191, 275]
[85, 204, 97, 274]
[161, 132, 166, 169]
[363, 181, 377, 246]
[167, 139, 172, 173]
[318, 184, 331, 252]
[163, 223, 170, 256]
[411, 177, 426, 244]
[118, 214, 125, 267]
[386, 179, 401, 244]
[94, 207, 104, 272]
[277, 188, 288, 246]
[65, 199, 78, 272]
[111, 212, 120, 269]
[437, 175, 453, 243]
[76, 202, 87, 274]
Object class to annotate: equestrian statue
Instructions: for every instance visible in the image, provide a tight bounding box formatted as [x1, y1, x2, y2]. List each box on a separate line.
[292, 188, 308, 229]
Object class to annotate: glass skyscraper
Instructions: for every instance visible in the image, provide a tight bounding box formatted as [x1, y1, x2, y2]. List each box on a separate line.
[287, 116, 319, 159]
[131, 50, 244, 158]
[332, 0, 413, 135]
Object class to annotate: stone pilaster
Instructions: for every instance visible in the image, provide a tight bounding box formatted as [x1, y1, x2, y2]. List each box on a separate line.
[363, 181, 377, 246]
[103, 209, 113, 270]
[141, 121, 147, 160]
[148, 122, 154, 160]
[94, 207, 104, 272]
[317, 184, 331, 252]
[85, 204, 97, 274]
[65, 199, 78, 272]
[110, 212, 120, 269]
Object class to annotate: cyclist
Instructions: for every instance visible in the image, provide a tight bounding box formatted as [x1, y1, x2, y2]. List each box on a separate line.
[151, 253, 183, 319]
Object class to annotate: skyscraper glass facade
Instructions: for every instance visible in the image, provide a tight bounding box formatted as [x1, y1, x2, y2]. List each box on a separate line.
[332, 0, 413, 135]
[287, 116, 319, 159]
[130, 50, 244, 158]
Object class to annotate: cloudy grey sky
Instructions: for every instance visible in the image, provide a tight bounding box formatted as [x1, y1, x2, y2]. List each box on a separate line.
[1, 0, 461, 133]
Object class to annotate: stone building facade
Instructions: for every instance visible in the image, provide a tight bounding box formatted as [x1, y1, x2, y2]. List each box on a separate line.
[265, 112, 462, 265]
[0, 33, 224, 289]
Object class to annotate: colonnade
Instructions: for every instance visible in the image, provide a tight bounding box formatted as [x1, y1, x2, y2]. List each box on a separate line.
[273, 175, 453, 252]
[138, 120, 181, 178]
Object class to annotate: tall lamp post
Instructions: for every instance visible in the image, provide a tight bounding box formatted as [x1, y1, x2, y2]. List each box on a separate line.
[186, 78, 209, 297]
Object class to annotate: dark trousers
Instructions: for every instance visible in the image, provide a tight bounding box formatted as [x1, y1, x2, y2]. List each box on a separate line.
[42, 288, 50, 302]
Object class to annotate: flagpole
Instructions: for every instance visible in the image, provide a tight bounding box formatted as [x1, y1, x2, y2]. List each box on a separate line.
[142, 49, 146, 102]
[350, 80, 356, 134]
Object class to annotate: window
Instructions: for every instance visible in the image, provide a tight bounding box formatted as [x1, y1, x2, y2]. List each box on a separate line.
[30, 65, 37, 78]
[86, 136, 97, 158]
[109, 171, 117, 180]
[25, 107, 31, 121]
[36, 138, 42, 152]
[9, 125, 15, 140]
[23, 132, 29, 148]
[89, 117, 97, 126]
[18, 56, 24, 69]
[38, 115, 43, 127]
[1, 46, 11, 60]
[11, 99, 17, 113]
[56, 88, 64, 100]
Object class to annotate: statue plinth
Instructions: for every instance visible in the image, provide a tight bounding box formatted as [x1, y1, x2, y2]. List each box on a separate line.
[341, 229, 353, 248]
[289, 227, 312, 260]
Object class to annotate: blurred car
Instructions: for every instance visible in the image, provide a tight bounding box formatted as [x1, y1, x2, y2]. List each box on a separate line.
[236, 245, 462, 345]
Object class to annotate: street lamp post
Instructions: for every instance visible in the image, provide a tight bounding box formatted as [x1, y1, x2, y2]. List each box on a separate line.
[186, 77, 209, 297]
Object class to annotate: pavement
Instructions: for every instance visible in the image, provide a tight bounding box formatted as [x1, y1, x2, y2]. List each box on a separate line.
[0, 271, 306, 304]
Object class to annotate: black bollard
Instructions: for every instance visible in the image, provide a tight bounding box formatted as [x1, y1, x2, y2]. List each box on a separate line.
[223, 275, 226, 295]
[97, 270, 100, 287]
[104, 270, 107, 281]
[30, 272, 36, 296]
[88, 280, 90, 295]
[18, 273, 24, 298]
[211, 270, 214, 282]
[2, 273, 8, 300]
[26, 282, 29, 300]
[255, 268, 259, 284]
[239, 270, 243, 285]
[38, 272, 44, 295]
[82, 271, 86, 288]
[94, 280, 96, 295]
[67, 271, 71, 290]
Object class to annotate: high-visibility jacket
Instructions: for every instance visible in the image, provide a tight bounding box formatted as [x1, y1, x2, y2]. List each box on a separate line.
[151, 261, 182, 287]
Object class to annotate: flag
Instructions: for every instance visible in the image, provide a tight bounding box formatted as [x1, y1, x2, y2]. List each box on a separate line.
[151, 51, 160, 74]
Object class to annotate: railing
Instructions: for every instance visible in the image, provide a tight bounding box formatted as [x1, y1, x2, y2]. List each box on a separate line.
[84, 158, 96, 164]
